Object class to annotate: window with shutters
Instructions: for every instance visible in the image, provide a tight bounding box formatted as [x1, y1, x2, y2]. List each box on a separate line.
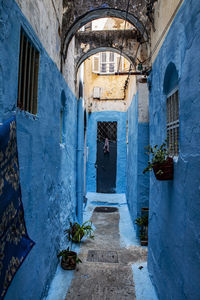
[166, 88, 179, 156]
[93, 52, 123, 74]
[17, 29, 40, 115]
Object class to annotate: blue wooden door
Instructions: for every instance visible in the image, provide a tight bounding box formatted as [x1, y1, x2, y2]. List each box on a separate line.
[96, 122, 117, 193]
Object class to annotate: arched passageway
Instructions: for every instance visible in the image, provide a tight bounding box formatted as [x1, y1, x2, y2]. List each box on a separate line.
[75, 28, 149, 70]
[62, 5, 151, 60]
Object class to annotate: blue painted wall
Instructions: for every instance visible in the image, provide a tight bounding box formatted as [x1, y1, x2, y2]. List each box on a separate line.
[0, 1, 79, 299]
[126, 94, 149, 226]
[76, 98, 84, 223]
[86, 111, 127, 194]
[148, 1, 200, 299]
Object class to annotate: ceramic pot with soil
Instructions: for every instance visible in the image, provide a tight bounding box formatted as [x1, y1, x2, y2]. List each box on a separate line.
[57, 249, 81, 270]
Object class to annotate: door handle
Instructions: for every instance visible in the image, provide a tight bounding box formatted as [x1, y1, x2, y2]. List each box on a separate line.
[95, 164, 98, 168]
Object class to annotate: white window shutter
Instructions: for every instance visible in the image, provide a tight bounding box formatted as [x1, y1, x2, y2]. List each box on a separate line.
[93, 87, 101, 99]
[116, 56, 123, 72]
[93, 55, 99, 73]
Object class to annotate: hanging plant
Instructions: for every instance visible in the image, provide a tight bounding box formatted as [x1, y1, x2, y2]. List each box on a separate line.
[143, 142, 173, 180]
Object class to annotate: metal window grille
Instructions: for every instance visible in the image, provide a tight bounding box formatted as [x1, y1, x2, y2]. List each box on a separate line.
[167, 89, 179, 156]
[97, 121, 117, 143]
[17, 29, 40, 115]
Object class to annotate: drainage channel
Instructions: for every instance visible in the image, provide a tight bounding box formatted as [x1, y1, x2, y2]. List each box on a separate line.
[87, 250, 119, 263]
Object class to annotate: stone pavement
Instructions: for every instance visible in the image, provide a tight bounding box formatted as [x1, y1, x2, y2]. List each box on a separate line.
[65, 194, 147, 300]
[45, 193, 158, 300]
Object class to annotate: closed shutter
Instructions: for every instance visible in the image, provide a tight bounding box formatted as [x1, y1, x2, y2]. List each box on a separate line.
[93, 55, 99, 73]
[116, 56, 123, 72]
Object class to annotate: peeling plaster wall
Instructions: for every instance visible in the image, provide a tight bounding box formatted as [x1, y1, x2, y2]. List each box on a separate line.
[86, 111, 127, 193]
[75, 29, 147, 67]
[83, 55, 131, 112]
[63, 37, 76, 94]
[15, 0, 62, 69]
[126, 84, 149, 228]
[148, 1, 200, 299]
[0, 1, 77, 299]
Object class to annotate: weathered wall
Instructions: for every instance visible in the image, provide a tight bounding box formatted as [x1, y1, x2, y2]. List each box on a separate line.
[62, 0, 149, 55]
[148, 1, 200, 299]
[151, 0, 183, 62]
[126, 82, 149, 228]
[15, 0, 62, 69]
[63, 37, 76, 94]
[75, 29, 148, 68]
[83, 54, 131, 112]
[0, 1, 77, 299]
[86, 111, 127, 193]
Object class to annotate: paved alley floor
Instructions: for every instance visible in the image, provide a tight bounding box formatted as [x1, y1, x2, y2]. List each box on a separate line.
[45, 193, 158, 300]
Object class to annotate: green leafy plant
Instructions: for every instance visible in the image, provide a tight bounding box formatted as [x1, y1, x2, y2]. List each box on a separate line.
[57, 247, 82, 270]
[135, 215, 148, 227]
[57, 247, 82, 264]
[135, 215, 149, 244]
[143, 141, 169, 174]
[64, 221, 94, 243]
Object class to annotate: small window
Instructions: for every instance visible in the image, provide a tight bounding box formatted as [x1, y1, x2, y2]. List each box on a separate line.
[93, 87, 101, 99]
[93, 52, 124, 74]
[167, 88, 179, 156]
[17, 29, 40, 115]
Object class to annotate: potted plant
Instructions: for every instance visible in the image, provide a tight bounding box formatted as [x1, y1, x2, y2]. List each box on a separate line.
[64, 221, 94, 243]
[143, 142, 173, 180]
[57, 247, 82, 270]
[135, 215, 148, 246]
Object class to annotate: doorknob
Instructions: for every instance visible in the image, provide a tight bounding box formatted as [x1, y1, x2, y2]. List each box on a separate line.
[95, 164, 98, 168]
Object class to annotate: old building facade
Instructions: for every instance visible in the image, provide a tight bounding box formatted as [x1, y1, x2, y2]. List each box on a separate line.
[0, 0, 199, 299]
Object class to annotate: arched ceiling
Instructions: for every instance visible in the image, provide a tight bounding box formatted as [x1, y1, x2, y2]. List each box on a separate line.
[62, 1, 156, 59]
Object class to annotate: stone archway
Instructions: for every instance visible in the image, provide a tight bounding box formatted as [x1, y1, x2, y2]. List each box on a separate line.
[75, 29, 148, 71]
[76, 47, 134, 73]
[62, 5, 150, 59]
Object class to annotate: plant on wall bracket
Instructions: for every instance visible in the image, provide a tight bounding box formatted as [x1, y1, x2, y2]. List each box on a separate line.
[143, 141, 173, 180]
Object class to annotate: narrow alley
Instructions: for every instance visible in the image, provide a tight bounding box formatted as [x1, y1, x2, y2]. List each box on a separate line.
[47, 193, 157, 300]
[0, 0, 200, 300]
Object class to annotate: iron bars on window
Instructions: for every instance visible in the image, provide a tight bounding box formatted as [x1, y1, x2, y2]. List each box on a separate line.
[17, 29, 40, 115]
[167, 89, 179, 156]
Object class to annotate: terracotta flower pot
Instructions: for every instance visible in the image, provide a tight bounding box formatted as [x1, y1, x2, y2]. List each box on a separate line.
[61, 251, 77, 270]
[140, 240, 148, 246]
[152, 157, 173, 180]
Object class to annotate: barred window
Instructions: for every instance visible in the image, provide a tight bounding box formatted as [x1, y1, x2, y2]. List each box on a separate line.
[17, 29, 40, 115]
[167, 88, 179, 156]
